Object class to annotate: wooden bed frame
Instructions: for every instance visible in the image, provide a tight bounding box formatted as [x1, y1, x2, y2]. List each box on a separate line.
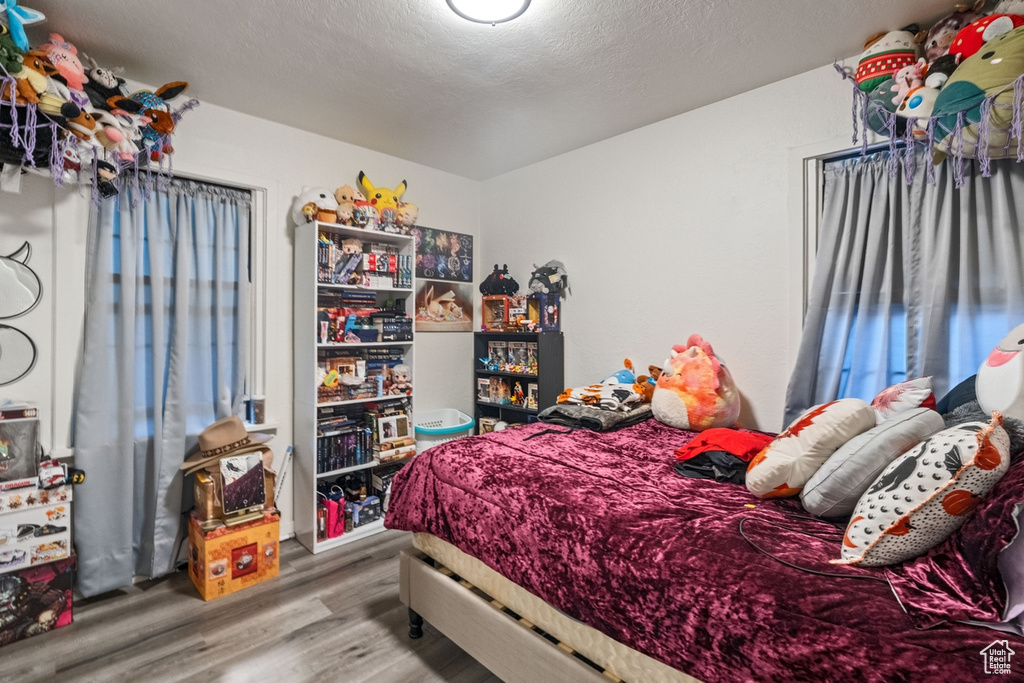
[399, 539, 700, 683]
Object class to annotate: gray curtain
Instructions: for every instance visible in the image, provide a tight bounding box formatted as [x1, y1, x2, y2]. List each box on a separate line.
[74, 179, 250, 597]
[783, 152, 1024, 428]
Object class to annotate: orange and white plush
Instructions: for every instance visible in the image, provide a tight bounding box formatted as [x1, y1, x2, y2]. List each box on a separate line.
[651, 335, 740, 431]
[746, 399, 876, 499]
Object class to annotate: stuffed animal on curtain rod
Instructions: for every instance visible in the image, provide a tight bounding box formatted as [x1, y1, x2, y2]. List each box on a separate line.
[652, 335, 741, 431]
[977, 322, 1024, 422]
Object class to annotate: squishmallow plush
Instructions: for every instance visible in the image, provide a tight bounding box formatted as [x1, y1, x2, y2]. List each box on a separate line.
[948, 13, 1024, 61]
[865, 78, 909, 138]
[923, 2, 984, 64]
[651, 335, 740, 431]
[290, 187, 338, 226]
[932, 24, 1024, 162]
[855, 29, 921, 92]
[977, 323, 1024, 422]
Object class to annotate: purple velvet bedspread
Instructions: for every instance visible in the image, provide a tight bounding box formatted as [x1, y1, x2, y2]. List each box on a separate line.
[386, 419, 1024, 682]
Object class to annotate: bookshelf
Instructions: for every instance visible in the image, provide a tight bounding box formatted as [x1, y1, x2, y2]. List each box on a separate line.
[294, 220, 415, 554]
[473, 331, 563, 430]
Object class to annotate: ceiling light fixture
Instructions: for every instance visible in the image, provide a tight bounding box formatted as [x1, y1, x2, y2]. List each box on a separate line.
[446, 0, 531, 25]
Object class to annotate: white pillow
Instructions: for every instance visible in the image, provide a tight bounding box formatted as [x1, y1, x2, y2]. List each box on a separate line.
[801, 408, 945, 518]
[746, 399, 876, 499]
[870, 377, 936, 424]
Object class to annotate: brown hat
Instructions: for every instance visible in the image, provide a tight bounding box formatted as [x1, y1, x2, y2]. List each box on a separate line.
[180, 415, 272, 476]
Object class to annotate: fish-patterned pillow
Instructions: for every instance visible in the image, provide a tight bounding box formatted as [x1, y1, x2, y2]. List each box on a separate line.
[835, 413, 1010, 567]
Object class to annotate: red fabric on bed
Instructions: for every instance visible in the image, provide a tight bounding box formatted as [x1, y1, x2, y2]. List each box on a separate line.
[385, 420, 1023, 682]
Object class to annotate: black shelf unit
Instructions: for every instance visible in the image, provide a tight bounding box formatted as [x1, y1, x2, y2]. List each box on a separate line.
[474, 331, 563, 429]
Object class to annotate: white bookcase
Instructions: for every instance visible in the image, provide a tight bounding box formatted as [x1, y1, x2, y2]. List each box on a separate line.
[293, 221, 415, 553]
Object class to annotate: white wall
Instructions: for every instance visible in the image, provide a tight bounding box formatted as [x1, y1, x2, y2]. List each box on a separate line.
[0, 96, 481, 539]
[479, 63, 858, 431]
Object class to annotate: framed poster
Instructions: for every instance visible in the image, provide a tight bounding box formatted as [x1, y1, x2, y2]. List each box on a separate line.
[413, 227, 473, 282]
[414, 281, 473, 332]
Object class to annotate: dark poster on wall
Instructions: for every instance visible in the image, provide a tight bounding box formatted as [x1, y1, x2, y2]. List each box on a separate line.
[413, 227, 473, 283]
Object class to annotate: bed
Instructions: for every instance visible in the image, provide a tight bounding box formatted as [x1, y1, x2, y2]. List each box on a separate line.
[385, 418, 1024, 682]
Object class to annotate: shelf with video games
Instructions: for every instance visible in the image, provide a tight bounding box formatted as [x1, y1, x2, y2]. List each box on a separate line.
[474, 331, 563, 433]
[295, 220, 417, 554]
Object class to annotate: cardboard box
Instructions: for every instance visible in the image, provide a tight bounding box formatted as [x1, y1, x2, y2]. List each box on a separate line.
[187, 511, 280, 601]
[0, 554, 74, 648]
[0, 499, 72, 575]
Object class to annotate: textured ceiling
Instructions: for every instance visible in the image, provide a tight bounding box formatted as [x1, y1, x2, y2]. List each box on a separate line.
[26, 0, 953, 179]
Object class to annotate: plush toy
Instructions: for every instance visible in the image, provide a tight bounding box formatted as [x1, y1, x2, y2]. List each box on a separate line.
[480, 264, 519, 296]
[39, 34, 88, 108]
[634, 365, 661, 403]
[864, 78, 909, 137]
[855, 27, 921, 92]
[398, 202, 418, 235]
[933, 25, 1024, 161]
[651, 335, 741, 431]
[82, 54, 127, 110]
[890, 58, 926, 105]
[357, 171, 407, 214]
[895, 85, 941, 137]
[976, 322, 1024, 422]
[924, 53, 961, 89]
[0, 0, 45, 52]
[353, 201, 378, 230]
[995, 0, 1024, 16]
[0, 23, 21, 74]
[528, 260, 568, 296]
[11, 50, 80, 118]
[923, 2, 985, 64]
[335, 202, 354, 227]
[948, 13, 1024, 62]
[389, 363, 412, 395]
[109, 81, 188, 159]
[290, 187, 338, 226]
[603, 359, 637, 385]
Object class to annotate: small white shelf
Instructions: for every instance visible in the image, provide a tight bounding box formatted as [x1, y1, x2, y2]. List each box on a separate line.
[317, 460, 379, 478]
[315, 221, 413, 245]
[317, 341, 413, 349]
[317, 282, 413, 293]
[317, 394, 414, 409]
[313, 518, 387, 552]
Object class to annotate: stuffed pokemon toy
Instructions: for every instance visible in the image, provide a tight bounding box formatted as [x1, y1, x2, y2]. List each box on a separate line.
[651, 335, 741, 431]
[398, 202, 418, 235]
[977, 322, 1024, 422]
[290, 187, 339, 226]
[357, 171, 407, 214]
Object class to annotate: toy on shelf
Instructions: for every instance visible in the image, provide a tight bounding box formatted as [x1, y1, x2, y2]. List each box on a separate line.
[481, 295, 510, 331]
[528, 260, 569, 296]
[291, 187, 338, 226]
[358, 171, 407, 215]
[389, 363, 413, 396]
[480, 264, 519, 296]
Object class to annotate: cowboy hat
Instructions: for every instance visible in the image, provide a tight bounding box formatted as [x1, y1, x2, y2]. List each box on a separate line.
[180, 415, 272, 476]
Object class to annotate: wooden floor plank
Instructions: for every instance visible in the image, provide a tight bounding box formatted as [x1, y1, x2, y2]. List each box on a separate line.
[0, 530, 498, 683]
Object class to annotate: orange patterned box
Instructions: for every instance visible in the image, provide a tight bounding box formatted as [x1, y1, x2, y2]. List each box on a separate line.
[186, 511, 280, 601]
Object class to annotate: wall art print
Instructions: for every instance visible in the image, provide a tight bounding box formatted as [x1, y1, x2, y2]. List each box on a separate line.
[414, 281, 473, 333]
[413, 227, 473, 283]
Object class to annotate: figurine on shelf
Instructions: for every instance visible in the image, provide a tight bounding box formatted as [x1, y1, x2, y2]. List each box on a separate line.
[389, 364, 413, 395]
[512, 382, 526, 406]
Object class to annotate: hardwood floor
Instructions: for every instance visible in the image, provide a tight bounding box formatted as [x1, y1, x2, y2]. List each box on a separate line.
[0, 530, 500, 683]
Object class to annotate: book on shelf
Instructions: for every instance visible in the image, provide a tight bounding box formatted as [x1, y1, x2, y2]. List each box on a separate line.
[378, 444, 416, 463]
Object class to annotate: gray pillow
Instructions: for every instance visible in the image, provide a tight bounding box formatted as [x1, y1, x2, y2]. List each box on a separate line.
[801, 407, 946, 519]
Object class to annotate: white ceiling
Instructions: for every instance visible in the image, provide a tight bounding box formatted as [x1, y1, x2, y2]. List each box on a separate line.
[26, 0, 953, 180]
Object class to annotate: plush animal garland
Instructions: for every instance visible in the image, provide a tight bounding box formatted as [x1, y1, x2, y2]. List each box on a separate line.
[0, 19, 197, 199]
[838, 4, 1024, 188]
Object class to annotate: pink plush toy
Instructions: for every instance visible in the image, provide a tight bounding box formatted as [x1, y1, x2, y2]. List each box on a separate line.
[40, 34, 88, 107]
[651, 334, 741, 431]
[890, 58, 926, 106]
